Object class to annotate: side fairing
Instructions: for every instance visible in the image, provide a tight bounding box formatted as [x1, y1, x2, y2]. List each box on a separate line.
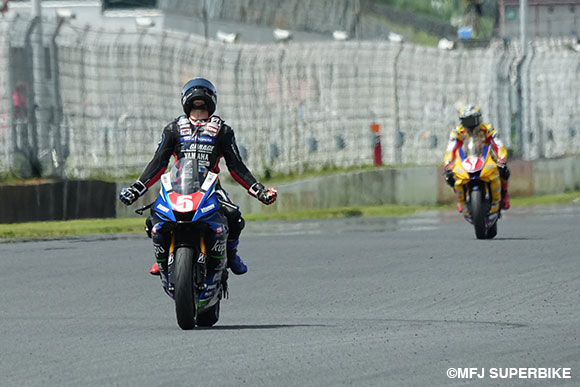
[153, 180, 176, 221]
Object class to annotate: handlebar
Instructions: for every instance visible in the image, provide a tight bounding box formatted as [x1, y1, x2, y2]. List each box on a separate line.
[135, 202, 155, 216]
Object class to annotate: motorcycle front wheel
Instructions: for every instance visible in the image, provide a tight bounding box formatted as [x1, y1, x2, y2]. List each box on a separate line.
[173, 247, 196, 330]
[470, 189, 487, 239]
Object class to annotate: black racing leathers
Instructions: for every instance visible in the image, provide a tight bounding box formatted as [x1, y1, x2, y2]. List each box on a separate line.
[142, 115, 255, 269]
[139, 115, 257, 191]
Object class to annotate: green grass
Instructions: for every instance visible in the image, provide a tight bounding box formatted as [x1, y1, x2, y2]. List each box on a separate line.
[1, 191, 578, 241]
[258, 164, 404, 185]
[510, 191, 580, 207]
[244, 204, 444, 222]
[0, 218, 147, 240]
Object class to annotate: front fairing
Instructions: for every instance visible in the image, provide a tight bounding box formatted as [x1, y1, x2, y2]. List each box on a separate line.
[153, 159, 219, 221]
[453, 133, 498, 184]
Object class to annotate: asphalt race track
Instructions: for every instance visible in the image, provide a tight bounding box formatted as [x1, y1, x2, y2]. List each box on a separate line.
[1, 205, 578, 387]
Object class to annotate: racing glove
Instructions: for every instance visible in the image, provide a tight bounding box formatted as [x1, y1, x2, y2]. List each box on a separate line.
[443, 163, 455, 188]
[119, 180, 147, 206]
[496, 157, 510, 180]
[249, 182, 277, 205]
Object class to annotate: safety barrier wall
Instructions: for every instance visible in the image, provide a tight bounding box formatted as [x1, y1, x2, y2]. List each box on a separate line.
[0, 16, 579, 182]
[0, 180, 116, 224]
[222, 156, 580, 215]
[0, 156, 577, 223]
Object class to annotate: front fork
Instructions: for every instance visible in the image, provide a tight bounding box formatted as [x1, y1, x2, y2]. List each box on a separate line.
[167, 234, 208, 292]
[195, 238, 208, 291]
[167, 232, 228, 302]
[465, 183, 491, 209]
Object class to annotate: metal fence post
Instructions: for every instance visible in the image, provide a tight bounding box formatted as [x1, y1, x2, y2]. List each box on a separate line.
[31, 0, 54, 176]
[50, 16, 68, 178]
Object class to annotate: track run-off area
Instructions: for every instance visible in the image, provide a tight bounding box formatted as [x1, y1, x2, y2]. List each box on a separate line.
[1, 205, 578, 387]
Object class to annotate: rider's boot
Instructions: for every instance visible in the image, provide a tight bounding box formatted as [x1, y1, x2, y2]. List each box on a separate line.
[490, 177, 501, 215]
[227, 240, 247, 275]
[501, 181, 510, 210]
[151, 222, 173, 296]
[455, 183, 470, 218]
[149, 262, 160, 276]
[157, 260, 173, 297]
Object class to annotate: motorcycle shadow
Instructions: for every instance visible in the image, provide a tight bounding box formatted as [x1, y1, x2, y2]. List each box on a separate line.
[197, 324, 329, 330]
[489, 237, 536, 241]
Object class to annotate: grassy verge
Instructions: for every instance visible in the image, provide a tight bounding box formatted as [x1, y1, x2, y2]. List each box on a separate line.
[510, 191, 580, 207]
[0, 218, 147, 240]
[381, 19, 440, 47]
[1, 191, 578, 241]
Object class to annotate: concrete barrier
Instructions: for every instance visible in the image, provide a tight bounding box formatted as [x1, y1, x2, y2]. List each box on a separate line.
[0, 180, 116, 224]
[225, 157, 579, 213]
[533, 157, 580, 195]
[1, 156, 578, 223]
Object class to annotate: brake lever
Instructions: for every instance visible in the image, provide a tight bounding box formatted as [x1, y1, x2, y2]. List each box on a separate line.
[135, 202, 155, 216]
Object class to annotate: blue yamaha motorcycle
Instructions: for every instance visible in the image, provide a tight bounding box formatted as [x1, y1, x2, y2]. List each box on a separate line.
[137, 158, 228, 330]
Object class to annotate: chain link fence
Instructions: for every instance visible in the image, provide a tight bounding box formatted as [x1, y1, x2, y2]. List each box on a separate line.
[0, 16, 579, 179]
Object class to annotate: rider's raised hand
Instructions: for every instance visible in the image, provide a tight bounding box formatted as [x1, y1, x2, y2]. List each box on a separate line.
[119, 180, 147, 206]
[249, 183, 278, 205]
[260, 187, 277, 205]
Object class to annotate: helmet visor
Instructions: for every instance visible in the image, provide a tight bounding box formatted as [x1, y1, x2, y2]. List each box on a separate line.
[461, 114, 480, 128]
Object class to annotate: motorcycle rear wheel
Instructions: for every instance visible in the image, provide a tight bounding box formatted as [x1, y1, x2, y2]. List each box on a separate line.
[173, 247, 196, 330]
[471, 190, 487, 239]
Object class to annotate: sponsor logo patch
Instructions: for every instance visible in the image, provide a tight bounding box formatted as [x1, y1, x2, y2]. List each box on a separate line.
[156, 203, 170, 213]
[201, 203, 216, 213]
[197, 136, 215, 144]
[211, 240, 226, 254]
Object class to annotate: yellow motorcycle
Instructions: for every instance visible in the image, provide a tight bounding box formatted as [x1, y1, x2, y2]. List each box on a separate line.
[451, 135, 500, 239]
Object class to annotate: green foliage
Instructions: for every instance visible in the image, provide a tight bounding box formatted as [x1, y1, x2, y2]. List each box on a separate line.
[379, 0, 459, 21]
[382, 19, 441, 47]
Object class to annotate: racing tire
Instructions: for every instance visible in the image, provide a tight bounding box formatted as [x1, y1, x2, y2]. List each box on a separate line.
[196, 301, 220, 327]
[173, 247, 196, 330]
[471, 190, 487, 239]
[486, 222, 497, 239]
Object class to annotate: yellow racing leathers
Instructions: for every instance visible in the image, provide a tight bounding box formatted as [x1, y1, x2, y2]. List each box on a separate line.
[444, 123, 509, 216]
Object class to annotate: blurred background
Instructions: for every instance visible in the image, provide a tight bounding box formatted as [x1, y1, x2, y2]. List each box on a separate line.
[0, 1, 578, 214]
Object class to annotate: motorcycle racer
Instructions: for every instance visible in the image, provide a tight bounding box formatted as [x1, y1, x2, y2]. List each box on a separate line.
[443, 105, 510, 217]
[120, 78, 277, 286]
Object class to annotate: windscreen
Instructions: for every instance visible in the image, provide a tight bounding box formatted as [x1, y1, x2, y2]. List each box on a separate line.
[169, 158, 208, 195]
